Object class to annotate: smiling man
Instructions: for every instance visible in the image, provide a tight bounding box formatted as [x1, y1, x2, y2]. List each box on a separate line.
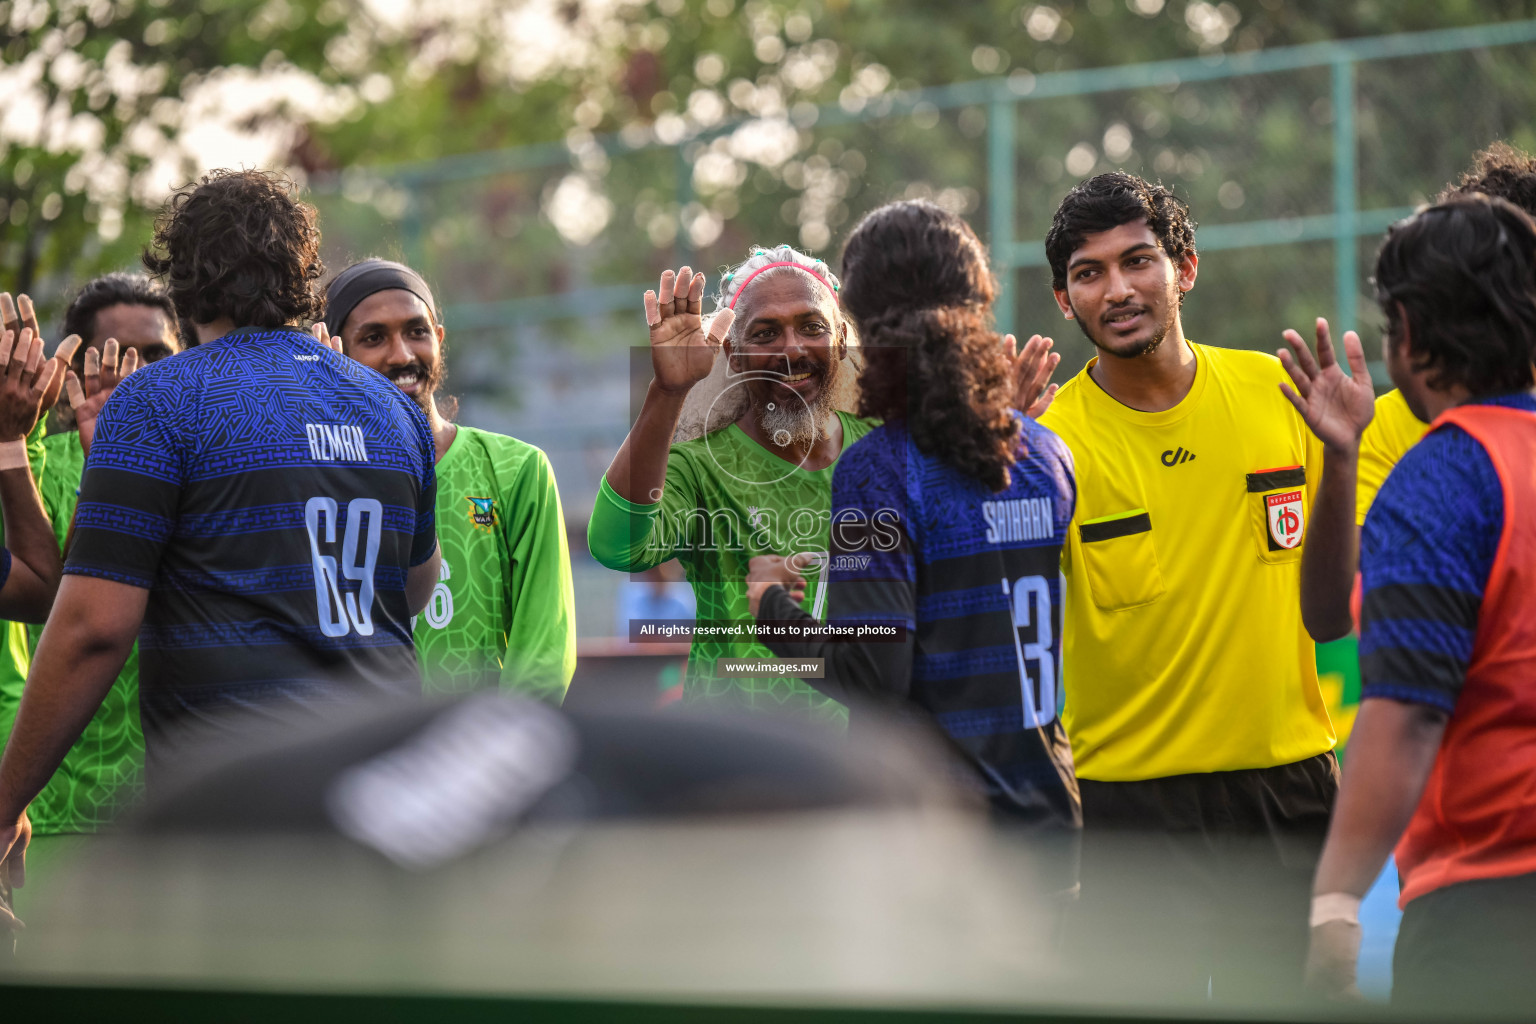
[1037, 173, 1361, 998]
[588, 245, 873, 722]
[324, 259, 575, 702]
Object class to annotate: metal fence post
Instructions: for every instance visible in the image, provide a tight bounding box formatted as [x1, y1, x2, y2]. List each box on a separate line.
[675, 144, 695, 271]
[1332, 57, 1357, 340]
[988, 98, 1017, 339]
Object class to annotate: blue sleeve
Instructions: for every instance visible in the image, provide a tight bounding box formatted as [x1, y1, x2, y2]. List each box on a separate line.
[826, 430, 915, 610]
[65, 377, 185, 588]
[1022, 416, 1076, 530]
[1358, 424, 1501, 713]
[760, 429, 916, 707]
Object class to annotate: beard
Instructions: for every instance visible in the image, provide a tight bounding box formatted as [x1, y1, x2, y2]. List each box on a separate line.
[387, 356, 446, 414]
[1071, 283, 1180, 360]
[751, 355, 843, 448]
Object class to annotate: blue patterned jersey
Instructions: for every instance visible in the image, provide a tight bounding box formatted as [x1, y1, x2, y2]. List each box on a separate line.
[66, 328, 437, 765]
[1359, 392, 1536, 712]
[761, 413, 1080, 827]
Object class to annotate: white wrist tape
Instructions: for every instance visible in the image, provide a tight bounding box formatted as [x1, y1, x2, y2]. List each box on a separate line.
[0, 440, 28, 471]
[1310, 892, 1362, 927]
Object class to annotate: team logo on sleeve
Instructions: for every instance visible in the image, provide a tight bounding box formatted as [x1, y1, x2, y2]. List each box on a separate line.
[465, 497, 498, 532]
[1265, 490, 1305, 550]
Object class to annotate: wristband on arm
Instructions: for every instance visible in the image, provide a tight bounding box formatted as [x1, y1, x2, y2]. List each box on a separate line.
[0, 440, 28, 471]
[1309, 892, 1362, 927]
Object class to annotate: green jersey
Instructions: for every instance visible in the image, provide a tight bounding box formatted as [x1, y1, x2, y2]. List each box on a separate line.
[589, 411, 877, 723]
[1, 430, 144, 834]
[413, 426, 576, 702]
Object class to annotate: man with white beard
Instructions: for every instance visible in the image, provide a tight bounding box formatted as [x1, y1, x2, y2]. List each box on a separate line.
[590, 243, 1057, 724]
[589, 245, 869, 724]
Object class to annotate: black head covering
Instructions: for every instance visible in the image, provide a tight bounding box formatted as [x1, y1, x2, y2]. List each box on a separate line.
[323, 259, 439, 336]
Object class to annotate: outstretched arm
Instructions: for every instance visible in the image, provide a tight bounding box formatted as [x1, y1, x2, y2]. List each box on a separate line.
[0, 320, 70, 622]
[1305, 698, 1445, 998]
[1278, 318, 1375, 642]
[603, 267, 735, 505]
[0, 575, 147, 930]
[751, 558, 915, 708]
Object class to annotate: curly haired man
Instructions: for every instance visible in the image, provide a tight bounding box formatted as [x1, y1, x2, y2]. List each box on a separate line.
[0, 170, 441, 931]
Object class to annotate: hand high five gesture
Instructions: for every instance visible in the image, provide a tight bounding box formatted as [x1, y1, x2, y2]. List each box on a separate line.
[68, 339, 141, 457]
[1007, 333, 1060, 419]
[1279, 318, 1375, 455]
[0, 293, 71, 443]
[0, 328, 66, 444]
[310, 321, 343, 354]
[644, 267, 735, 396]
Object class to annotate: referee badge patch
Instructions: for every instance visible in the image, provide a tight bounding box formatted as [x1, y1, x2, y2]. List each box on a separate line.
[1265, 489, 1305, 550]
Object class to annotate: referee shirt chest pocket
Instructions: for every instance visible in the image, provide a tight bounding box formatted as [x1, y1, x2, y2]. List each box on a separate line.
[1078, 509, 1166, 611]
[1245, 466, 1308, 564]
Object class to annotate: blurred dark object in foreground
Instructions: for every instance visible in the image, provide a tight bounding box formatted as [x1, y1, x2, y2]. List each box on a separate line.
[134, 696, 969, 851]
[4, 698, 1531, 1021]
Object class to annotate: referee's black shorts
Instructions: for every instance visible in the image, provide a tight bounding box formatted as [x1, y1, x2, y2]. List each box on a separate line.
[1069, 752, 1339, 1001]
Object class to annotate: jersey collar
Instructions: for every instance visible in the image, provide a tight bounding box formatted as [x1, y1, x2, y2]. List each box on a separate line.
[1079, 340, 1209, 428]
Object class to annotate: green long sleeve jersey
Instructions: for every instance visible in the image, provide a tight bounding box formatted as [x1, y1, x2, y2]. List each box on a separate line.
[413, 426, 577, 702]
[588, 411, 876, 725]
[4, 429, 145, 834]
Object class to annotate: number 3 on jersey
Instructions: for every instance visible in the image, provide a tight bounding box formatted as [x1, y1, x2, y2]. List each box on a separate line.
[306, 497, 383, 637]
[1002, 574, 1058, 728]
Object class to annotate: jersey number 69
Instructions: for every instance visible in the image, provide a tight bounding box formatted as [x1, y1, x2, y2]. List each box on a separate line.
[305, 497, 383, 637]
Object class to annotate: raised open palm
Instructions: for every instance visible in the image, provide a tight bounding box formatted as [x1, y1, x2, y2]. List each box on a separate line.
[1278, 318, 1375, 454]
[1006, 333, 1060, 419]
[644, 266, 735, 395]
[68, 338, 141, 457]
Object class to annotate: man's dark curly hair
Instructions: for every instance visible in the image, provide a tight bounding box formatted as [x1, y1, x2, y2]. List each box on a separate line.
[1045, 172, 1197, 292]
[841, 200, 1020, 492]
[1440, 141, 1536, 215]
[62, 272, 176, 346]
[142, 169, 324, 329]
[1375, 193, 1536, 397]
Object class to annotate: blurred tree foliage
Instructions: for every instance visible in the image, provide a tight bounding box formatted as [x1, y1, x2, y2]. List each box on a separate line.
[3, 0, 1535, 359]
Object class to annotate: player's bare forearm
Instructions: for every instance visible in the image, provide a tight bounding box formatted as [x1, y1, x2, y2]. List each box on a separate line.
[405, 542, 442, 615]
[604, 380, 689, 505]
[0, 575, 145, 822]
[1300, 448, 1359, 642]
[0, 465, 60, 622]
[1312, 698, 1446, 898]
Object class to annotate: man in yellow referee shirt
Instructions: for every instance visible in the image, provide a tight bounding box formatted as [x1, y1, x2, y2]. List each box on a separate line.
[1038, 172, 1368, 999]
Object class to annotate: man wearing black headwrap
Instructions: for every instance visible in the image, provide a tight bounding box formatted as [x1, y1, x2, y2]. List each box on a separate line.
[322, 260, 574, 701]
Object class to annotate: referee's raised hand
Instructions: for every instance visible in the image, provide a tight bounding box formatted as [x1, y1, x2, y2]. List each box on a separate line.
[1278, 318, 1375, 454]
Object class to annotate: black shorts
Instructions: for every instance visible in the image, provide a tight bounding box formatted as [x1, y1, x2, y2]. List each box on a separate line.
[1079, 750, 1339, 853]
[1393, 870, 1536, 1013]
[1068, 752, 1339, 1002]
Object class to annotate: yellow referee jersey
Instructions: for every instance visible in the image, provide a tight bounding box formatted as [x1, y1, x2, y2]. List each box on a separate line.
[1357, 388, 1429, 525]
[1040, 343, 1334, 782]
